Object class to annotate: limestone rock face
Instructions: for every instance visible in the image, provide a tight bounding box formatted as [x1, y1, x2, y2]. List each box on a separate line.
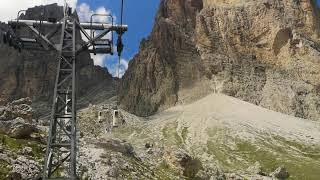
[120, 0, 206, 116]
[120, 0, 320, 120]
[196, 0, 320, 120]
[10, 156, 41, 180]
[0, 4, 113, 114]
[0, 98, 37, 138]
[0, 97, 33, 121]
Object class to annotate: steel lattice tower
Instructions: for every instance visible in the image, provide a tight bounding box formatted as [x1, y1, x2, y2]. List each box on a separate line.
[3, 3, 127, 180]
[42, 12, 78, 179]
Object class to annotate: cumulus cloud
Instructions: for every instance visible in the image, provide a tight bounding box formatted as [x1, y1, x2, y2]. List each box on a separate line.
[77, 3, 113, 23]
[95, 7, 113, 22]
[92, 54, 108, 67]
[77, 3, 92, 22]
[91, 54, 129, 78]
[0, 0, 77, 22]
[120, 59, 129, 70]
[110, 58, 129, 78]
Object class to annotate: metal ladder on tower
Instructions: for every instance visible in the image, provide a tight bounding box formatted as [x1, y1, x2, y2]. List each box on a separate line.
[42, 8, 77, 179]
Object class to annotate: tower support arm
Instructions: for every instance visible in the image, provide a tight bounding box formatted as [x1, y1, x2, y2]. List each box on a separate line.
[8, 20, 128, 31]
[27, 26, 59, 51]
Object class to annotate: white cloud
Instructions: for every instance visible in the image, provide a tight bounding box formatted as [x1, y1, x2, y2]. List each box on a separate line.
[91, 54, 108, 67]
[110, 58, 129, 78]
[90, 54, 129, 78]
[77, 3, 113, 23]
[95, 7, 112, 22]
[117, 58, 129, 78]
[77, 3, 92, 22]
[120, 59, 129, 70]
[0, 0, 77, 22]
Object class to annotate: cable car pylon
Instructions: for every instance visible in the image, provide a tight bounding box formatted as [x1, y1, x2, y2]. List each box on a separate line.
[3, 2, 127, 179]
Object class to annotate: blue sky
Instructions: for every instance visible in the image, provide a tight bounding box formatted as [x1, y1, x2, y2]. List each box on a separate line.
[77, 0, 160, 76]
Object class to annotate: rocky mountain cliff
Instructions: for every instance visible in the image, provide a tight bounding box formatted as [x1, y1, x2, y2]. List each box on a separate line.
[0, 4, 114, 114]
[120, 0, 320, 120]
